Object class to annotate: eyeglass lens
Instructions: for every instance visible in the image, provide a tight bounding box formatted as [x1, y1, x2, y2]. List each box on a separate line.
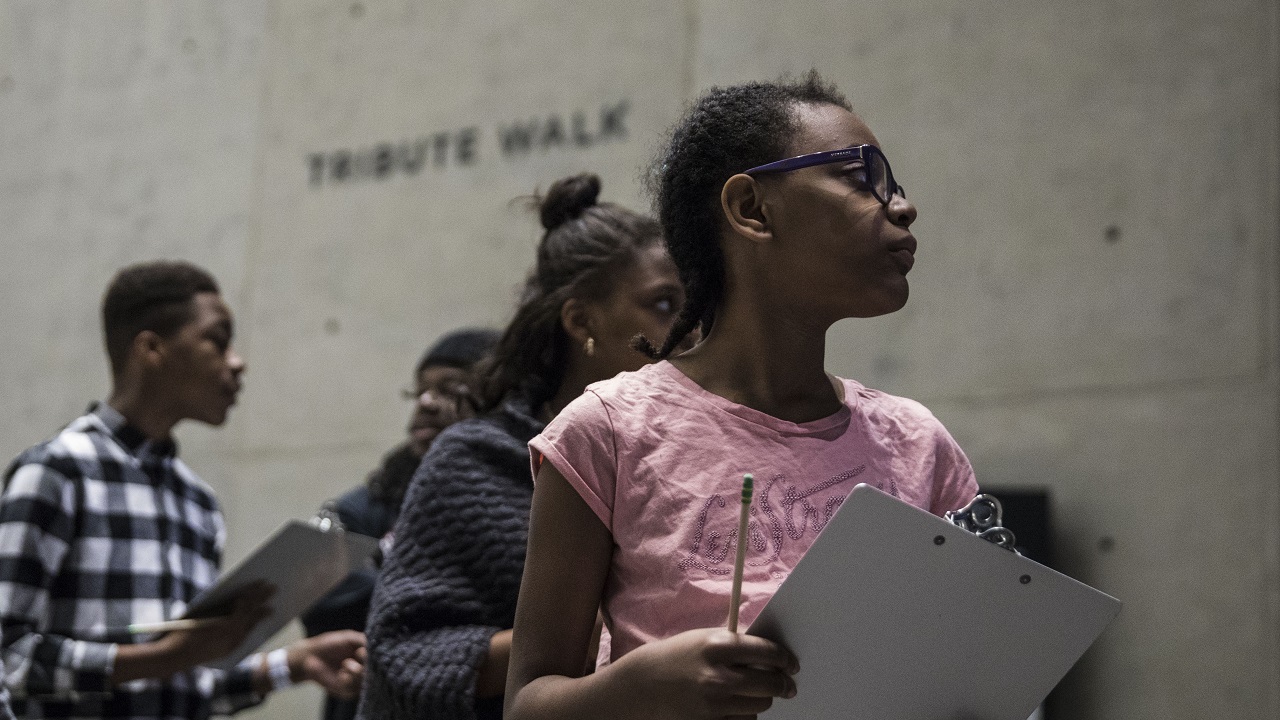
[867, 149, 895, 205]
[402, 382, 471, 402]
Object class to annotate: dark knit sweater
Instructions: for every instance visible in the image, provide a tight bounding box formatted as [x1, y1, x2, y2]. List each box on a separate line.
[356, 398, 543, 720]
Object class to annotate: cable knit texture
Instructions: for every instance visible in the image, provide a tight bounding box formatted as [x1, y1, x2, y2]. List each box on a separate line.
[356, 397, 542, 720]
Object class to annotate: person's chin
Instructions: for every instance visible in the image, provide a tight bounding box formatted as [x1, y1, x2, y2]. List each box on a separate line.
[195, 408, 231, 426]
[409, 427, 439, 450]
[848, 285, 909, 319]
[887, 284, 909, 311]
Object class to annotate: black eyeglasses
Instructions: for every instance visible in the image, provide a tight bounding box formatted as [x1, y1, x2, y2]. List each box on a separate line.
[400, 382, 473, 404]
[744, 144, 905, 208]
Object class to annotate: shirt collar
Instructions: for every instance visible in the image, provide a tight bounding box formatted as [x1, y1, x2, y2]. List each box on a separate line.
[89, 401, 179, 459]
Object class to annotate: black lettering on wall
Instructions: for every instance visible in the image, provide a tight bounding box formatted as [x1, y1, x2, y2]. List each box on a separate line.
[308, 154, 326, 186]
[571, 111, 593, 147]
[431, 133, 450, 168]
[306, 99, 632, 187]
[374, 144, 394, 178]
[599, 100, 628, 140]
[402, 140, 427, 174]
[540, 116, 565, 150]
[456, 127, 478, 165]
[331, 151, 352, 181]
[499, 120, 538, 156]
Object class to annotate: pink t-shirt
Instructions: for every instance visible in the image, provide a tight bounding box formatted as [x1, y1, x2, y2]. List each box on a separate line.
[529, 361, 978, 663]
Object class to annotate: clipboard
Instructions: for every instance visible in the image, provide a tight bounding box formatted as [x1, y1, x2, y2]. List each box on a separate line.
[179, 519, 380, 670]
[748, 484, 1120, 720]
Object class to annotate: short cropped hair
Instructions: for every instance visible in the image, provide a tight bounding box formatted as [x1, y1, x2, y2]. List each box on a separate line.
[102, 260, 220, 376]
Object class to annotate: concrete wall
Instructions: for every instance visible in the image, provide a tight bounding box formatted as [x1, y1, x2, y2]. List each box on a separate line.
[0, 1, 1275, 718]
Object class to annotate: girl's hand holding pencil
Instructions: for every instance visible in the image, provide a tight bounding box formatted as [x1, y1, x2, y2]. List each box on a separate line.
[607, 627, 798, 719]
[597, 475, 797, 719]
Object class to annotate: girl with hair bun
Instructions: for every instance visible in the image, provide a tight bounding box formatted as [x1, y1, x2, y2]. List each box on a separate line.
[357, 174, 686, 720]
[507, 72, 980, 719]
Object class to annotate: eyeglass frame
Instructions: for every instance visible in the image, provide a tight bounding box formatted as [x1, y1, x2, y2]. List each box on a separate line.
[743, 144, 905, 208]
[400, 380, 476, 409]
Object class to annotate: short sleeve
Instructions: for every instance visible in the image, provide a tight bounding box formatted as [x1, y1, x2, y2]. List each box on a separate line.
[929, 424, 980, 515]
[528, 390, 618, 531]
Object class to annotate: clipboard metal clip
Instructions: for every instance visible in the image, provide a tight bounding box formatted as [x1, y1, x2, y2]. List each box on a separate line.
[310, 501, 346, 533]
[945, 494, 1020, 554]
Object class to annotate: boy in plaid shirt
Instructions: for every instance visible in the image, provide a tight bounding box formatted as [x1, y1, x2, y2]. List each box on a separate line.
[0, 261, 365, 719]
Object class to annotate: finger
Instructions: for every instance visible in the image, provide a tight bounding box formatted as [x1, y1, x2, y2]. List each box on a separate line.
[224, 611, 271, 641]
[342, 658, 364, 676]
[721, 666, 796, 699]
[233, 600, 271, 618]
[308, 665, 341, 691]
[330, 686, 358, 701]
[232, 581, 276, 606]
[704, 633, 799, 674]
[717, 694, 774, 716]
[315, 629, 365, 652]
[329, 677, 360, 701]
[228, 606, 270, 634]
[340, 665, 364, 690]
[231, 594, 271, 617]
[191, 616, 241, 637]
[326, 667, 362, 699]
[249, 580, 278, 596]
[337, 629, 366, 649]
[315, 672, 347, 698]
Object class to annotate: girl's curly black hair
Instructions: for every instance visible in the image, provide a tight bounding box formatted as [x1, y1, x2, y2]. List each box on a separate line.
[635, 71, 852, 360]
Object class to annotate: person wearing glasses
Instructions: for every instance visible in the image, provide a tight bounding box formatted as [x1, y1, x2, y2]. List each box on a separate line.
[355, 173, 687, 720]
[301, 328, 500, 720]
[505, 72, 980, 720]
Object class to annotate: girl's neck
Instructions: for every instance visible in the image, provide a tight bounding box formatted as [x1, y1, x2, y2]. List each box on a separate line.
[671, 299, 842, 424]
[541, 363, 595, 423]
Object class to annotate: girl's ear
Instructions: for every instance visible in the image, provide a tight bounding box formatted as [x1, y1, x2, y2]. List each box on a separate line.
[559, 297, 593, 347]
[720, 173, 773, 245]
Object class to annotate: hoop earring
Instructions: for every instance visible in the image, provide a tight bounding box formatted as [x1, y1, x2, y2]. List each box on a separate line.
[584, 337, 595, 356]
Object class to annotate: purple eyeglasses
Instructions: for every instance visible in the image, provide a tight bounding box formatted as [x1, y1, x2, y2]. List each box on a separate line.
[744, 144, 905, 208]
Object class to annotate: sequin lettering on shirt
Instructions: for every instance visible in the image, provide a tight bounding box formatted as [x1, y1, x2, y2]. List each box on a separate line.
[677, 465, 869, 575]
[678, 495, 737, 575]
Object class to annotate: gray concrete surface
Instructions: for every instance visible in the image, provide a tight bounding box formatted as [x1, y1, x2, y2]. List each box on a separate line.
[0, 1, 1275, 718]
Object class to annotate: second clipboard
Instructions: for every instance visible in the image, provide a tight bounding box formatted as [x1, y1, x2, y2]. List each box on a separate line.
[180, 519, 379, 670]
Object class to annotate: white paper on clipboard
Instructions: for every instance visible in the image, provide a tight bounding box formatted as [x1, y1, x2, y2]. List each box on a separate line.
[748, 484, 1121, 720]
[179, 519, 380, 670]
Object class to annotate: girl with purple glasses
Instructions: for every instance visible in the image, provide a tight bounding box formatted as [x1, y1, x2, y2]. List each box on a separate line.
[506, 72, 978, 719]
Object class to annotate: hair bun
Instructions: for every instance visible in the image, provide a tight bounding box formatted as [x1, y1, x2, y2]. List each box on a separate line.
[539, 173, 602, 230]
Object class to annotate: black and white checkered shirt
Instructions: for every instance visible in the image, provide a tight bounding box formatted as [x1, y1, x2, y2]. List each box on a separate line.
[0, 404, 263, 719]
[0, 654, 13, 720]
